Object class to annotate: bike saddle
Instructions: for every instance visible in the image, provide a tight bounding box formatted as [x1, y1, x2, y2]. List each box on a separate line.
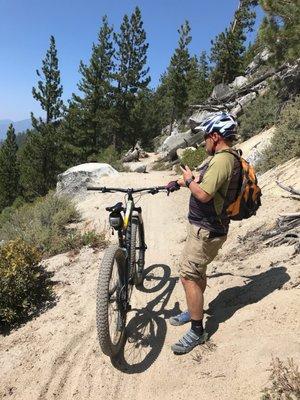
[106, 202, 124, 212]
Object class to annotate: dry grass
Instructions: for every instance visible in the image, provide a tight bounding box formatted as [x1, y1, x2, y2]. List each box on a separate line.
[191, 340, 217, 363]
[262, 357, 300, 400]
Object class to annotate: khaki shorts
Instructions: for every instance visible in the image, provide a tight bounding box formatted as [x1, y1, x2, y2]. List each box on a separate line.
[178, 222, 227, 281]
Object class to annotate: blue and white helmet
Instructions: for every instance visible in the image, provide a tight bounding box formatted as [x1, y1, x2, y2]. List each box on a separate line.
[200, 112, 238, 139]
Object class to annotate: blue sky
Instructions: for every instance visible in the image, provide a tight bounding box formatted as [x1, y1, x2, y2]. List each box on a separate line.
[0, 0, 263, 121]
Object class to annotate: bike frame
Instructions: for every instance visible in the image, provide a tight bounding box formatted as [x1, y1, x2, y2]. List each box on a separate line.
[87, 185, 165, 309]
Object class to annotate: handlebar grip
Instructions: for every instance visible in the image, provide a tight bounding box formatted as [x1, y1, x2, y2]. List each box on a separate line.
[87, 186, 107, 192]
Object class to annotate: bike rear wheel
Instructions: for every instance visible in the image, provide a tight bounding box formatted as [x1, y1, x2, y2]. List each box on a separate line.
[130, 217, 145, 287]
[96, 244, 126, 358]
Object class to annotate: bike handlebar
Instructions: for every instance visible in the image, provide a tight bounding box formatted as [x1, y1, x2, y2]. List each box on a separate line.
[87, 186, 167, 194]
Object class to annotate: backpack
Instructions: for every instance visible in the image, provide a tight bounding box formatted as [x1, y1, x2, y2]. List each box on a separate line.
[220, 149, 262, 221]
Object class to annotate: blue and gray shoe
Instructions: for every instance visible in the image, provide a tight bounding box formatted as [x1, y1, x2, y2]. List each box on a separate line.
[171, 329, 208, 354]
[169, 310, 191, 326]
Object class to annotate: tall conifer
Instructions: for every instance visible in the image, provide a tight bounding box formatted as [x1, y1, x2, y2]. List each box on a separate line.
[168, 20, 192, 126]
[114, 7, 150, 147]
[20, 35, 63, 199]
[67, 16, 116, 158]
[188, 51, 212, 105]
[0, 124, 20, 210]
[32, 35, 63, 126]
[258, 0, 300, 65]
[210, 0, 257, 84]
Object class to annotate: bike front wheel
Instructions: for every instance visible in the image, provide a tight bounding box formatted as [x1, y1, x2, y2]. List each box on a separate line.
[96, 244, 126, 358]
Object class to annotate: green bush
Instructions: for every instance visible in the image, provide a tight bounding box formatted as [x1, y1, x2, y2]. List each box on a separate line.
[180, 147, 207, 170]
[0, 239, 53, 325]
[239, 90, 280, 140]
[256, 96, 300, 173]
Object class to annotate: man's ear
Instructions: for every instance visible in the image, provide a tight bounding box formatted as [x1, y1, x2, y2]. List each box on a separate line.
[211, 132, 220, 142]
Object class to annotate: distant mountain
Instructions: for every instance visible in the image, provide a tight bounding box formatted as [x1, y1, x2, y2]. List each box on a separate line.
[0, 119, 32, 140]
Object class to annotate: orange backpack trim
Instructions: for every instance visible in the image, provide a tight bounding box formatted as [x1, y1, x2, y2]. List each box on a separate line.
[219, 150, 262, 220]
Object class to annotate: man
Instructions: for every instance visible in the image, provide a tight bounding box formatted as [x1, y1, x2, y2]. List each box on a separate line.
[166, 112, 241, 354]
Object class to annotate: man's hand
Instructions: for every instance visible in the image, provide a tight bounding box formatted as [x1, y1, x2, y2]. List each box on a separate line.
[180, 165, 194, 182]
[165, 180, 180, 196]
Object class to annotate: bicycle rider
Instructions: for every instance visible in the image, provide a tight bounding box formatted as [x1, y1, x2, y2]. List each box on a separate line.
[166, 112, 241, 354]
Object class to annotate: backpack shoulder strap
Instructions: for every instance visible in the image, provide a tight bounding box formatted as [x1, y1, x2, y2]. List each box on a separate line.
[216, 148, 242, 162]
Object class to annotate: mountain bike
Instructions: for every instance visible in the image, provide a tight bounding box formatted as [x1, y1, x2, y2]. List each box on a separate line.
[87, 185, 166, 358]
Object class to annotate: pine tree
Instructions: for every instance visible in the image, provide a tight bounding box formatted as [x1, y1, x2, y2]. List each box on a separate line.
[188, 51, 212, 105]
[258, 0, 300, 65]
[65, 16, 116, 160]
[168, 20, 192, 123]
[153, 72, 174, 132]
[32, 35, 63, 126]
[19, 127, 58, 199]
[210, 0, 257, 85]
[0, 124, 20, 210]
[129, 89, 162, 149]
[20, 35, 63, 199]
[114, 7, 150, 148]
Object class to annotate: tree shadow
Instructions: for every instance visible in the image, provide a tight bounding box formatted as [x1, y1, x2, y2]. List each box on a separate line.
[205, 267, 290, 338]
[111, 264, 180, 373]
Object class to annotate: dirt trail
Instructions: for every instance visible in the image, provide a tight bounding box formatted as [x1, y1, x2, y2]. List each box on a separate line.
[0, 160, 299, 400]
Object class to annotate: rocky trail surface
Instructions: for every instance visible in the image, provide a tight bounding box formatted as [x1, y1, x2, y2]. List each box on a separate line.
[0, 156, 299, 400]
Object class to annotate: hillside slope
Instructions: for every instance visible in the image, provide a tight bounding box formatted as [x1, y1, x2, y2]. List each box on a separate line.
[0, 151, 299, 400]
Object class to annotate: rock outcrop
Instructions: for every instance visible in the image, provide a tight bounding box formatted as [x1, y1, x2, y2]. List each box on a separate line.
[155, 57, 300, 163]
[56, 163, 118, 197]
[128, 163, 147, 173]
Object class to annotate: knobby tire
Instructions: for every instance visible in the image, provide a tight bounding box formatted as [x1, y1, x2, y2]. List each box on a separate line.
[96, 244, 126, 358]
[130, 217, 145, 287]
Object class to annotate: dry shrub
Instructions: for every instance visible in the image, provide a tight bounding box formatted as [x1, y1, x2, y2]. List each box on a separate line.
[239, 89, 280, 140]
[0, 239, 53, 325]
[0, 193, 108, 256]
[0, 192, 79, 255]
[151, 160, 172, 171]
[262, 357, 300, 400]
[256, 96, 300, 173]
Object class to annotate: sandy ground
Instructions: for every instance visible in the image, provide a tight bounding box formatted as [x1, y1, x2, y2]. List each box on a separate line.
[0, 149, 299, 400]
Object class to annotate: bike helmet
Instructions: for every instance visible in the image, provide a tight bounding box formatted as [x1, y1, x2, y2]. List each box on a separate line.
[200, 112, 238, 139]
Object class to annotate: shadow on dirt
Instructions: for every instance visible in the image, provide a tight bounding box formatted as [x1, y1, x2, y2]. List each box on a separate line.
[111, 264, 179, 373]
[205, 266, 290, 338]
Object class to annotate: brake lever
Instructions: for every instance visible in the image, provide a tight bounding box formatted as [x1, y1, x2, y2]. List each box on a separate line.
[149, 188, 158, 195]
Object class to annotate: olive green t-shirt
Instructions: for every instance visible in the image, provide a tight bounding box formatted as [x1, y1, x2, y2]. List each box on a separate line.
[199, 151, 235, 215]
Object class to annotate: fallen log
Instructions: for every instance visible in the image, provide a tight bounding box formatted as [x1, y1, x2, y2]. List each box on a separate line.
[121, 149, 139, 163]
[121, 141, 148, 162]
[263, 211, 300, 252]
[159, 130, 204, 162]
[208, 64, 287, 105]
[276, 181, 300, 196]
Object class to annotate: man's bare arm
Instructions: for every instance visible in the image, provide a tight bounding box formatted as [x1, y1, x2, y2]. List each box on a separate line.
[176, 176, 213, 203]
